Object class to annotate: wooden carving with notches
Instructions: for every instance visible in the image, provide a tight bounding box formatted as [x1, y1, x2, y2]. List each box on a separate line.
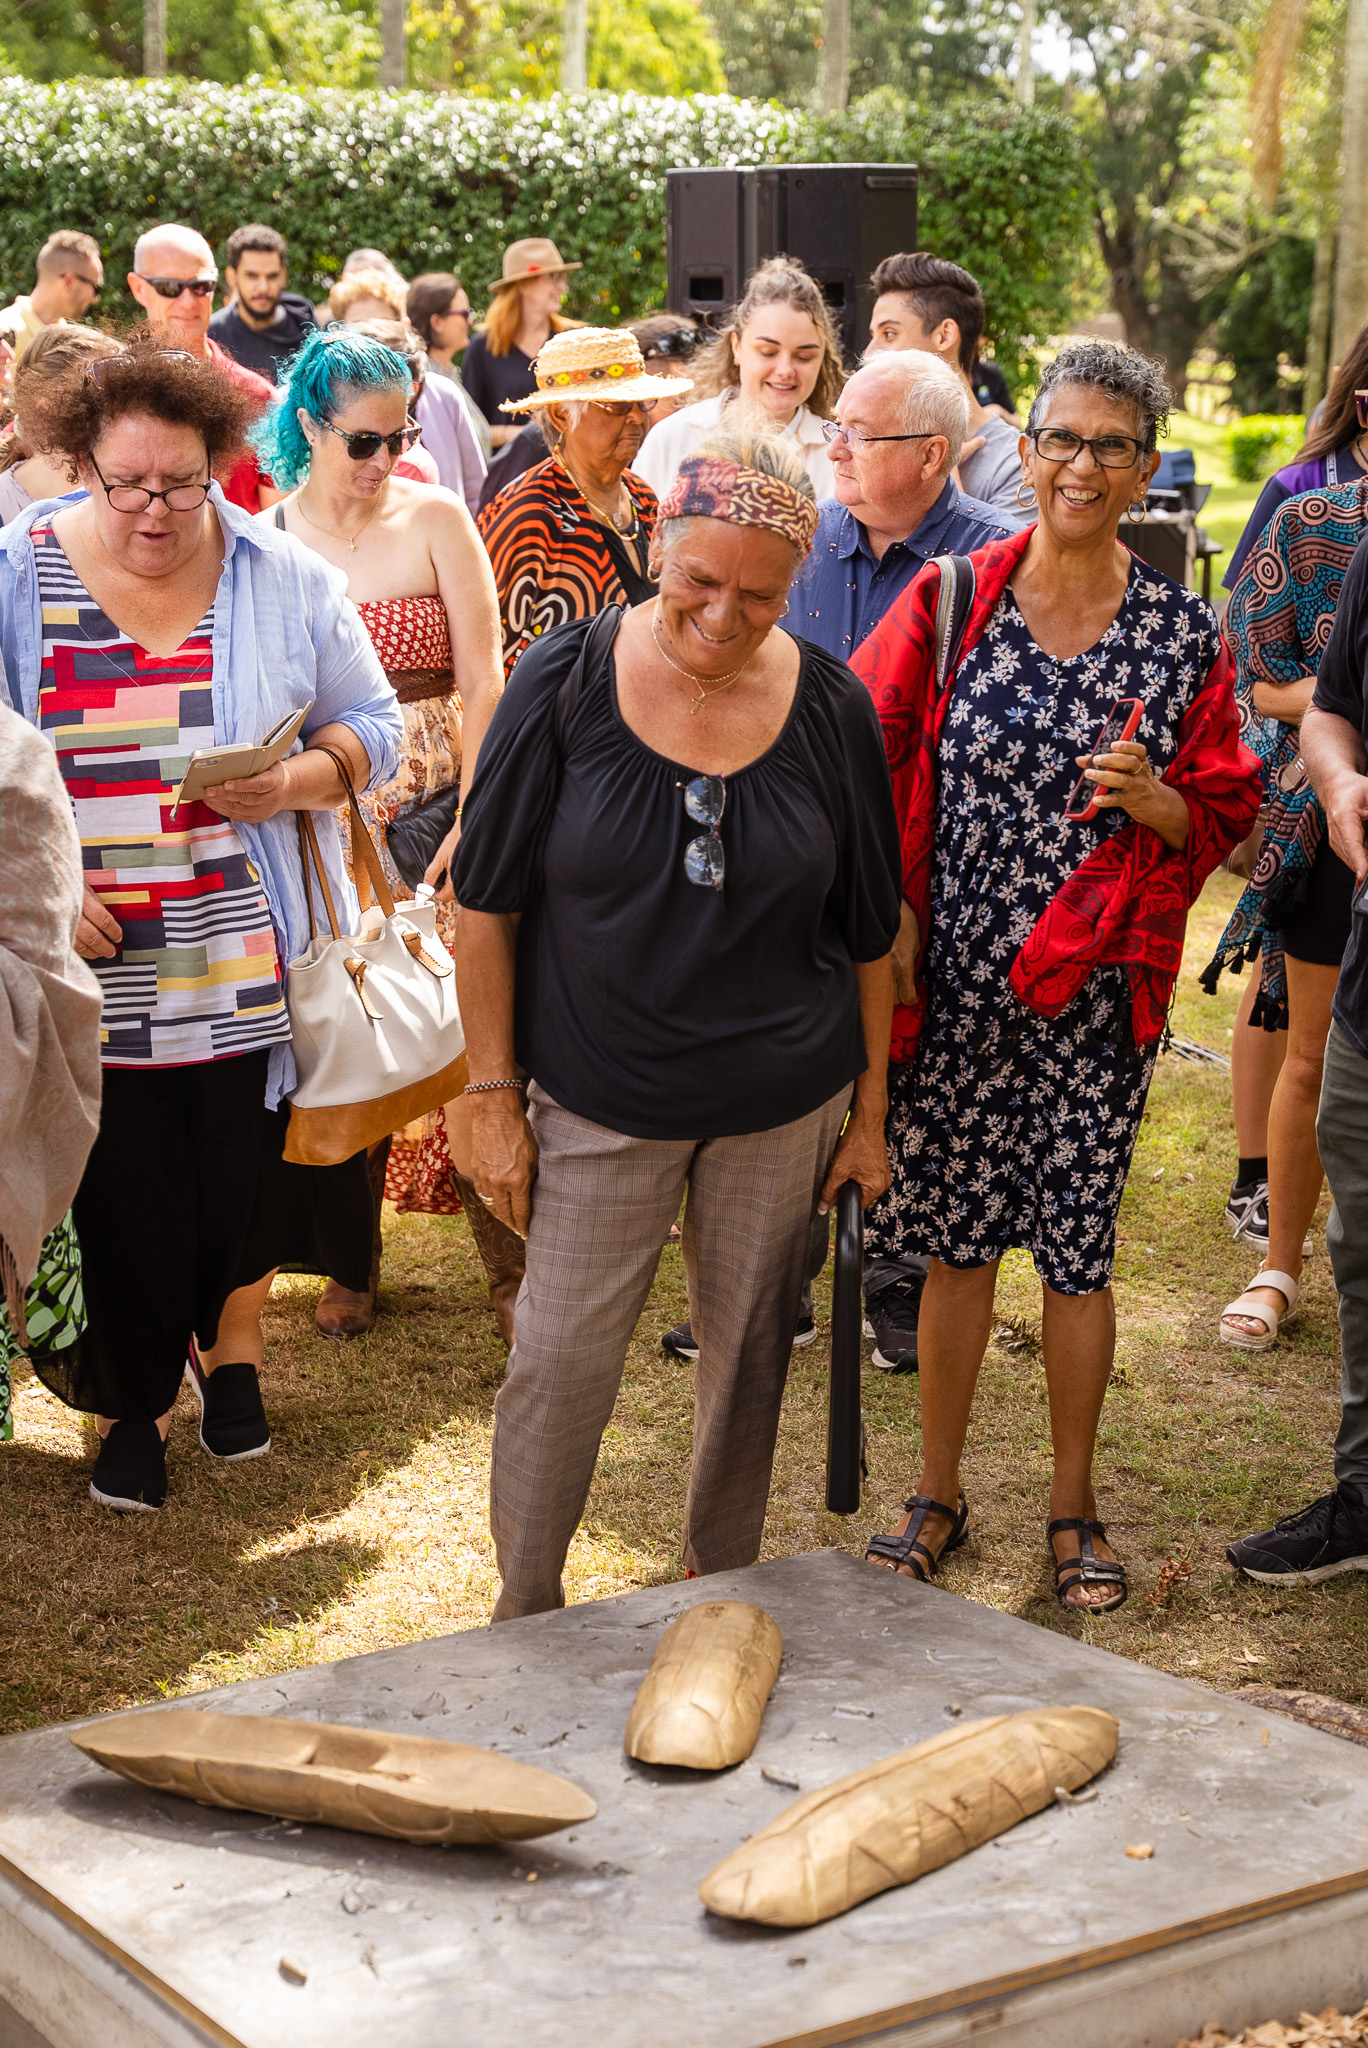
[71, 1707, 597, 1845]
[699, 1704, 1118, 1925]
[625, 1601, 783, 1769]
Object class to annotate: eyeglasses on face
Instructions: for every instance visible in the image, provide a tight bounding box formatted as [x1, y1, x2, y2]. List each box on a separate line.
[591, 399, 657, 418]
[1356, 389, 1368, 431]
[443, 303, 472, 321]
[88, 452, 211, 513]
[1028, 427, 1146, 469]
[137, 275, 217, 300]
[821, 420, 939, 452]
[316, 416, 422, 461]
[682, 774, 726, 891]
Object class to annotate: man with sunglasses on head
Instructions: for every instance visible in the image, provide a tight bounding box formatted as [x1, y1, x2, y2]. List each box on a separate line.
[0, 231, 104, 362]
[128, 224, 279, 513]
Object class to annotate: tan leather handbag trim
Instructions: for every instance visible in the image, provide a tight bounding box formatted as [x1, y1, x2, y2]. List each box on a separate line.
[283, 1052, 469, 1166]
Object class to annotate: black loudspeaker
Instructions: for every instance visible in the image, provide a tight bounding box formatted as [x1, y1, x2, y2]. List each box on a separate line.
[665, 163, 918, 364]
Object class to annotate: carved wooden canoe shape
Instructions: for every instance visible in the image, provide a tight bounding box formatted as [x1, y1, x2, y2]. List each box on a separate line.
[625, 1601, 783, 1769]
[699, 1704, 1118, 1925]
[71, 1707, 597, 1845]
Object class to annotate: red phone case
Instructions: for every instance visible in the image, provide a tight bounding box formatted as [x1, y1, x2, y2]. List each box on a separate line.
[1064, 698, 1145, 823]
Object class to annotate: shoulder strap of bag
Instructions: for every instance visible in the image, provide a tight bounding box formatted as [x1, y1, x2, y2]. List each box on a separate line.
[554, 604, 625, 752]
[931, 553, 977, 690]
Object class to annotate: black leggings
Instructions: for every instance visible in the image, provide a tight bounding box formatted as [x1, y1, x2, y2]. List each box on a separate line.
[52, 1052, 371, 1421]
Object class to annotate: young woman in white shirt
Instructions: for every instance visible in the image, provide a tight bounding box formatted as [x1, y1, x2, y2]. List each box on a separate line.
[633, 257, 845, 502]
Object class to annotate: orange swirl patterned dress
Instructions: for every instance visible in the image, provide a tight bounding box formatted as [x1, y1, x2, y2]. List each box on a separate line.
[346, 595, 464, 1217]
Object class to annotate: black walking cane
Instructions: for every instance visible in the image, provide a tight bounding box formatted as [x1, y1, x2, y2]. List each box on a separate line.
[826, 1179, 865, 1514]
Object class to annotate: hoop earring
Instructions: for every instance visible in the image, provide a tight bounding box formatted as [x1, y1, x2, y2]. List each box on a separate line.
[781, 598, 791, 619]
[1016, 478, 1037, 511]
[1127, 499, 1147, 524]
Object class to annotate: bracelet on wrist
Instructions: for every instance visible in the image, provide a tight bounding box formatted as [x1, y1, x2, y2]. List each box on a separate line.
[464, 1078, 522, 1095]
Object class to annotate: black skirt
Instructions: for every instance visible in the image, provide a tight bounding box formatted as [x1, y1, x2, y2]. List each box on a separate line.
[43, 1050, 372, 1421]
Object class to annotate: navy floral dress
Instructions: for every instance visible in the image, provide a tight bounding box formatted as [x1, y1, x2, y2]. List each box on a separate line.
[866, 562, 1221, 1293]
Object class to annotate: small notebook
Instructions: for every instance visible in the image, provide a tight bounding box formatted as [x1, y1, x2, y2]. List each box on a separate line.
[170, 706, 308, 816]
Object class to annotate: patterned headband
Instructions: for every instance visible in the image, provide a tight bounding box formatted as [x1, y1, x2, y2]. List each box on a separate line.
[658, 453, 820, 554]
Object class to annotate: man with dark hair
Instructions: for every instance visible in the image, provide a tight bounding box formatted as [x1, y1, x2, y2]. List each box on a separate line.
[868, 251, 1026, 527]
[0, 231, 104, 360]
[208, 224, 317, 384]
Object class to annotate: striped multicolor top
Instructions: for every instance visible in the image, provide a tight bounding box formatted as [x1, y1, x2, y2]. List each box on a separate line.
[33, 519, 290, 1068]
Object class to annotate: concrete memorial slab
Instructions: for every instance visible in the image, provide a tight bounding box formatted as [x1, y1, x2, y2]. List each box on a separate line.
[2, 1550, 1367, 2048]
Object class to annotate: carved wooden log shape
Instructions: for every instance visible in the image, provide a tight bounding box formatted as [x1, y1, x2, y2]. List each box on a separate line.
[699, 1704, 1118, 1925]
[625, 1601, 783, 1769]
[71, 1707, 597, 1845]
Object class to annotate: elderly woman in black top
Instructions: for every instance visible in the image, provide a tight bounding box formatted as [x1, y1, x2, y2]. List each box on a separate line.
[454, 429, 902, 1619]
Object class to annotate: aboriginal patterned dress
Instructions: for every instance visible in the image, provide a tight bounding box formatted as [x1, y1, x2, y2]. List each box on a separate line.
[477, 455, 659, 678]
[866, 561, 1222, 1294]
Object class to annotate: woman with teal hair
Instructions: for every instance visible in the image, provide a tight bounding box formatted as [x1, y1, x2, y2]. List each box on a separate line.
[255, 326, 512, 1344]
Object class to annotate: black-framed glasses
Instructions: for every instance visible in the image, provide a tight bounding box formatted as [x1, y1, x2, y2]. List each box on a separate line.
[1028, 427, 1146, 469]
[1356, 389, 1368, 432]
[88, 451, 211, 513]
[682, 775, 726, 890]
[137, 275, 217, 300]
[644, 328, 700, 361]
[316, 416, 422, 461]
[821, 421, 938, 452]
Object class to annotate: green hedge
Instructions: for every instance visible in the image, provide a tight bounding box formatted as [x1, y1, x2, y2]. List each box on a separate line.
[1226, 413, 1306, 484]
[0, 80, 1090, 381]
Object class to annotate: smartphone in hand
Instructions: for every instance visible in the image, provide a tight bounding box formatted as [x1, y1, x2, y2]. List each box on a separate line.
[1063, 698, 1145, 823]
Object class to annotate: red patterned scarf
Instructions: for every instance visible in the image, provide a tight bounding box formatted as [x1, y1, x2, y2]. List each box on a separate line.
[851, 527, 1261, 1063]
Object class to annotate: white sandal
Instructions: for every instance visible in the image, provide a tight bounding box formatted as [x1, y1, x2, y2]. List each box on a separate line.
[1219, 1268, 1301, 1351]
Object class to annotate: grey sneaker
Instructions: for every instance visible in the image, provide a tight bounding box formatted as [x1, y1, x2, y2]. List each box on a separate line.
[863, 1273, 923, 1373]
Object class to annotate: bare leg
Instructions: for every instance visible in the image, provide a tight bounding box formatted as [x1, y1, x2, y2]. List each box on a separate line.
[1225, 956, 1339, 1338]
[1040, 1282, 1121, 1608]
[96, 1269, 277, 1440]
[1231, 964, 1284, 1159]
[868, 1257, 999, 1577]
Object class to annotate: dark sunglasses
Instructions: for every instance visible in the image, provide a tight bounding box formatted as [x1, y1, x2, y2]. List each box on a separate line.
[1356, 390, 1368, 432]
[682, 775, 726, 890]
[138, 275, 217, 300]
[316, 416, 421, 461]
[644, 328, 700, 361]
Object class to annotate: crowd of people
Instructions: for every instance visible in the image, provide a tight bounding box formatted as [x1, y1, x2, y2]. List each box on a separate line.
[1, 203, 1364, 1622]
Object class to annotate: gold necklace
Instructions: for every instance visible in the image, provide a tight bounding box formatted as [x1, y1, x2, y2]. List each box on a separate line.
[557, 453, 636, 536]
[295, 485, 384, 553]
[650, 599, 752, 713]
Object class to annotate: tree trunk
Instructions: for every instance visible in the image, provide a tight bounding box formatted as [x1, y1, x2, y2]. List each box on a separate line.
[819, 0, 851, 112]
[143, 0, 166, 75]
[380, 0, 406, 87]
[1333, 0, 1368, 361]
[1305, 230, 1336, 416]
[561, 0, 588, 91]
[1015, 0, 1036, 108]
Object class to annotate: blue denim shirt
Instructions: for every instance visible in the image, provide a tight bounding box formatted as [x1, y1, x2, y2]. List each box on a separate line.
[789, 482, 1009, 663]
[0, 485, 403, 1108]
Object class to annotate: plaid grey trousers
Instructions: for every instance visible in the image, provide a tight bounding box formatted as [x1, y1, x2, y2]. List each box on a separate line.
[489, 1081, 852, 1619]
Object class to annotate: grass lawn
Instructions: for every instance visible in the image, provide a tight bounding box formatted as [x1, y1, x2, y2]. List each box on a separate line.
[3, 870, 1365, 1738]
[1163, 411, 1261, 586]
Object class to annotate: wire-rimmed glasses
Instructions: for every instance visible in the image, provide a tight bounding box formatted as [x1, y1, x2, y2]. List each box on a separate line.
[820, 421, 938, 453]
[682, 774, 726, 890]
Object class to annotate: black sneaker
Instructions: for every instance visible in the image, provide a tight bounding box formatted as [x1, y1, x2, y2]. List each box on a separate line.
[90, 1421, 167, 1512]
[1227, 1481, 1368, 1585]
[863, 1273, 923, 1372]
[1225, 1179, 1270, 1252]
[185, 1343, 271, 1461]
[661, 1315, 817, 1362]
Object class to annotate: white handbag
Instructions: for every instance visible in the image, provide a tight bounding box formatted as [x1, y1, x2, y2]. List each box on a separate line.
[283, 751, 466, 1166]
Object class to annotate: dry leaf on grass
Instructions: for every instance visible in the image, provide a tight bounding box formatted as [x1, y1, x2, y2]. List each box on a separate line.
[1145, 1555, 1194, 1610]
[1175, 2004, 1368, 2046]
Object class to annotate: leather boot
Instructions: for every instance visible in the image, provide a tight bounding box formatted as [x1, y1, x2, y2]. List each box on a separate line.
[450, 1167, 526, 1349]
[315, 1137, 391, 1341]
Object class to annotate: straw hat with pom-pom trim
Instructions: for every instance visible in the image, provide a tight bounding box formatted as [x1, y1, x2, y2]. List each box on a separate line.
[502, 326, 692, 412]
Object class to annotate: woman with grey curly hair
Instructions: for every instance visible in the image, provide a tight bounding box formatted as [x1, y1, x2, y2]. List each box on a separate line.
[849, 339, 1259, 1611]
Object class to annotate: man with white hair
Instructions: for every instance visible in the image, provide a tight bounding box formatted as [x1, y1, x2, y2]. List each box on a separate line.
[127, 224, 277, 512]
[788, 350, 1006, 668]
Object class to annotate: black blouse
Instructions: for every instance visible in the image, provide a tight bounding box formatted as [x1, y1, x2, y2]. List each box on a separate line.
[454, 616, 902, 1140]
[462, 332, 538, 425]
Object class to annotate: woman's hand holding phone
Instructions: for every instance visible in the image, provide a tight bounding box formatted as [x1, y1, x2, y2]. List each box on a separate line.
[1076, 739, 1190, 852]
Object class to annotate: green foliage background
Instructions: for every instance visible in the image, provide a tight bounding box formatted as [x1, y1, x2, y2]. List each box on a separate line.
[0, 79, 1089, 380]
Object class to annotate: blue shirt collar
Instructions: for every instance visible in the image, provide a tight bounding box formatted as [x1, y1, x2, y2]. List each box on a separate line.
[835, 477, 965, 564]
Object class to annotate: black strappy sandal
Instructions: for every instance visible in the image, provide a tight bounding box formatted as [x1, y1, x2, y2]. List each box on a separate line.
[865, 1490, 969, 1582]
[1048, 1517, 1128, 1613]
